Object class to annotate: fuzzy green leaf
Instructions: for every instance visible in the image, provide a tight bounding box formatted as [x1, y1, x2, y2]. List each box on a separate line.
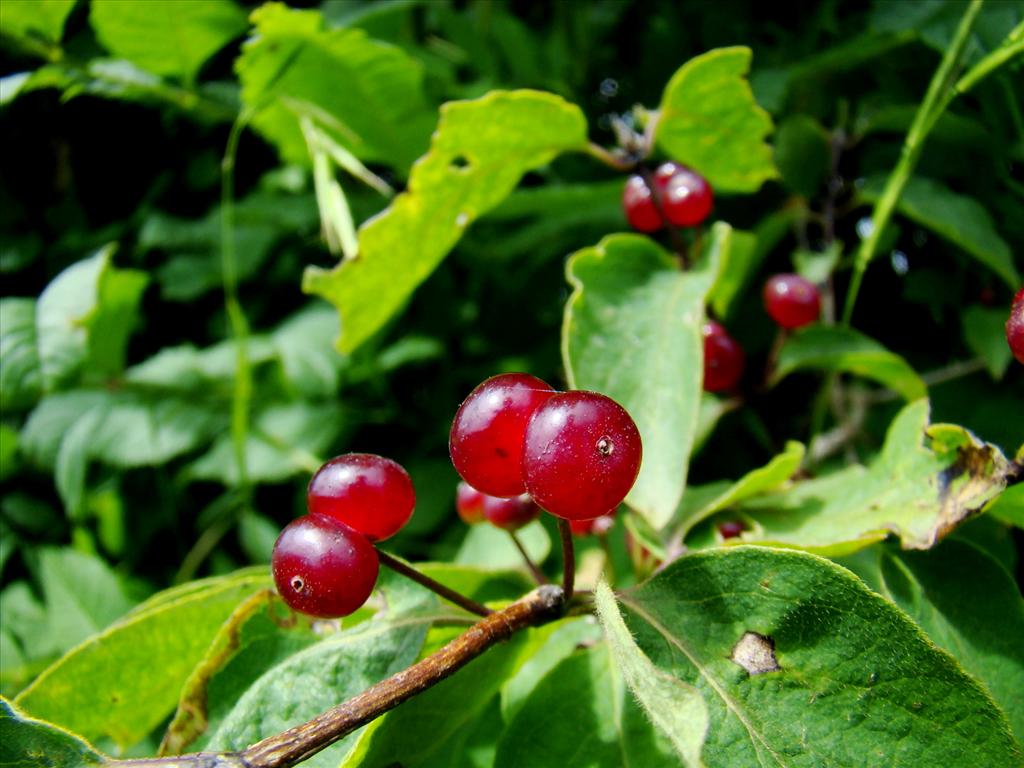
[0, 299, 42, 413]
[611, 546, 1021, 766]
[563, 226, 726, 529]
[0, 697, 105, 768]
[14, 569, 270, 748]
[655, 47, 777, 193]
[304, 90, 589, 354]
[772, 325, 927, 401]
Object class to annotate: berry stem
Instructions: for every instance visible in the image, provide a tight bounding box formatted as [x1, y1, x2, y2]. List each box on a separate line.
[508, 531, 550, 585]
[558, 518, 575, 601]
[376, 550, 492, 617]
[584, 141, 637, 171]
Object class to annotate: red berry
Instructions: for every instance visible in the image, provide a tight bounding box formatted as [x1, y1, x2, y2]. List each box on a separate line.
[763, 274, 821, 329]
[522, 391, 642, 521]
[702, 320, 745, 392]
[653, 162, 714, 227]
[1007, 287, 1024, 364]
[622, 175, 664, 232]
[455, 481, 486, 524]
[272, 514, 379, 618]
[450, 373, 557, 497]
[718, 520, 746, 539]
[482, 492, 541, 531]
[569, 514, 615, 536]
[307, 454, 415, 542]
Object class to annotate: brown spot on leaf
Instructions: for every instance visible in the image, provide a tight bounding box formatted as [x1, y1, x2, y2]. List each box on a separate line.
[731, 631, 781, 675]
[930, 441, 1008, 547]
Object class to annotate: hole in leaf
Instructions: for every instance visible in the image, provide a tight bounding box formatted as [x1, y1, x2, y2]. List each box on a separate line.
[730, 631, 780, 675]
[449, 154, 472, 173]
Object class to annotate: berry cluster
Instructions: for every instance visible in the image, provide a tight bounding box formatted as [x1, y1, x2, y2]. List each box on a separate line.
[272, 454, 415, 618]
[622, 161, 714, 232]
[450, 374, 642, 526]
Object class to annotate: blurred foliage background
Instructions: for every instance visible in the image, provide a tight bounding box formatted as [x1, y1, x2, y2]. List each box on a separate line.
[1, 0, 1021, 702]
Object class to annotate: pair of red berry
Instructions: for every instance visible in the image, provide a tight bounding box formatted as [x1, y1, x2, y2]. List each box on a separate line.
[449, 374, 642, 522]
[272, 454, 415, 618]
[622, 161, 714, 232]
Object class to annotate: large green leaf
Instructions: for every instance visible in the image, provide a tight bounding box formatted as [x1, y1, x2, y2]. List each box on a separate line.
[304, 89, 589, 354]
[237, 3, 432, 169]
[595, 581, 707, 767]
[455, 519, 550, 571]
[14, 569, 270, 748]
[0, 0, 75, 46]
[860, 175, 1020, 288]
[840, 539, 1024, 742]
[563, 227, 726, 529]
[772, 325, 927, 401]
[495, 644, 679, 768]
[655, 47, 777, 193]
[611, 546, 1021, 766]
[0, 697, 105, 768]
[90, 0, 246, 85]
[962, 305, 1014, 380]
[686, 401, 1013, 555]
[0, 298, 42, 412]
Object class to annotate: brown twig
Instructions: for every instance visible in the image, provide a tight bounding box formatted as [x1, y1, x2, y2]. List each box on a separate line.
[558, 519, 575, 601]
[113, 586, 565, 768]
[377, 550, 492, 617]
[508, 530, 550, 585]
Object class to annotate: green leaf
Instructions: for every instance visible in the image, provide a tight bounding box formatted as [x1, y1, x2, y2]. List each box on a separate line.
[773, 114, 831, 198]
[676, 441, 805, 538]
[0, 423, 18, 482]
[207, 571, 438, 768]
[83, 266, 148, 380]
[655, 47, 777, 193]
[688, 401, 1014, 555]
[595, 581, 708, 766]
[0, 299, 42, 412]
[563, 227, 726, 529]
[455, 519, 550, 571]
[860, 175, 1020, 288]
[14, 569, 270, 748]
[0, 697, 105, 768]
[963, 305, 1013, 380]
[772, 325, 926, 401]
[612, 546, 1021, 766]
[0, 0, 75, 45]
[89, 0, 246, 85]
[270, 304, 346, 399]
[985, 484, 1024, 528]
[495, 644, 678, 768]
[304, 89, 589, 354]
[840, 539, 1024, 741]
[793, 241, 842, 284]
[238, 3, 432, 169]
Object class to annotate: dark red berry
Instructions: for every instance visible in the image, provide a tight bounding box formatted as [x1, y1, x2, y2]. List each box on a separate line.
[653, 162, 714, 227]
[622, 175, 664, 232]
[1007, 287, 1024, 364]
[482, 492, 541, 531]
[522, 391, 642, 521]
[763, 274, 821, 330]
[307, 454, 415, 542]
[455, 481, 486, 524]
[272, 514, 379, 618]
[450, 373, 557, 498]
[718, 520, 746, 539]
[702, 320, 745, 392]
[569, 514, 615, 536]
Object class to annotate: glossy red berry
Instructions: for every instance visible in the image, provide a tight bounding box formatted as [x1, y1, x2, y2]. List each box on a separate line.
[482, 492, 541, 531]
[522, 391, 642, 521]
[307, 454, 415, 542]
[763, 274, 821, 330]
[702, 320, 745, 392]
[718, 520, 747, 539]
[450, 373, 557, 498]
[622, 175, 664, 232]
[455, 481, 486, 524]
[569, 514, 615, 536]
[272, 514, 379, 618]
[1007, 287, 1024, 364]
[653, 162, 714, 227]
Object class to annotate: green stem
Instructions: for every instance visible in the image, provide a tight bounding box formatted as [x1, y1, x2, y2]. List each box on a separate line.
[842, 0, 984, 325]
[221, 114, 254, 496]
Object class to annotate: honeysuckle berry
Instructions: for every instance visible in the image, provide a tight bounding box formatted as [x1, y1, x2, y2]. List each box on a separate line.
[481, 492, 541, 531]
[522, 390, 642, 521]
[622, 174, 664, 232]
[272, 514, 379, 618]
[718, 520, 747, 539]
[652, 161, 714, 227]
[449, 373, 557, 498]
[702, 320, 745, 392]
[763, 274, 821, 330]
[1007, 287, 1024, 364]
[455, 481, 486, 524]
[307, 454, 415, 542]
[569, 514, 616, 536]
